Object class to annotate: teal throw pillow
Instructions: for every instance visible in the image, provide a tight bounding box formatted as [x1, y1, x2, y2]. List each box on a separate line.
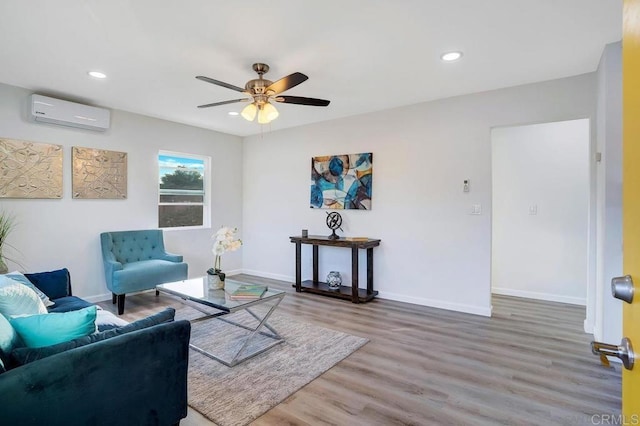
[10, 306, 97, 348]
[0, 276, 48, 318]
[5, 271, 55, 307]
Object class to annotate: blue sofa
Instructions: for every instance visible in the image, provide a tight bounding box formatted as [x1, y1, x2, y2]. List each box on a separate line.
[0, 268, 191, 426]
[100, 229, 188, 314]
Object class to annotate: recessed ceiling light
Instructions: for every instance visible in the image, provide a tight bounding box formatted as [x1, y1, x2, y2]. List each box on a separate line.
[440, 51, 463, 62]
[228, 111, 239, 116]
[88, 71, 107, 79]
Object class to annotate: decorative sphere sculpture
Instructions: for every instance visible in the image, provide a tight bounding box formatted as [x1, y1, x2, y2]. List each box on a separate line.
[326, 212, 343, 240]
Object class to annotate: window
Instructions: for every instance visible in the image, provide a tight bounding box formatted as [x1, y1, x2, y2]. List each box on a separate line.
[158, 151, 210, 229]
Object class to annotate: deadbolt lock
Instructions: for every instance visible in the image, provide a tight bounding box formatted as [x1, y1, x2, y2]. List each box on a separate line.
[611, 275, 634, 303]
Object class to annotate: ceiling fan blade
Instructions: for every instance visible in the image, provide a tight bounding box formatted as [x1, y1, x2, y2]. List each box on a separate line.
[197, 98, 249, 108]
[275, 96, 330, 107]
[266, 72, 308, 94]
[196, 76, 246, 93]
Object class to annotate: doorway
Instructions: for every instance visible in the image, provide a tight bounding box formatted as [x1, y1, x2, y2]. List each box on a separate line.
[491, 119, 591, 317]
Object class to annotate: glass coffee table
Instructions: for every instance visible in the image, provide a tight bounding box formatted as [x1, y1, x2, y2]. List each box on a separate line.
[156, 277, 285, 367]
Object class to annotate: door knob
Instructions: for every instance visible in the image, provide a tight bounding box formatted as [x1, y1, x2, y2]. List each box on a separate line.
[611, 275, 634, 303]
[591, 338, 635, 370]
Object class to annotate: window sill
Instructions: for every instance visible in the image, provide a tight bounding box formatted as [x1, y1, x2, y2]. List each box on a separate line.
[161, 225, 212, 232]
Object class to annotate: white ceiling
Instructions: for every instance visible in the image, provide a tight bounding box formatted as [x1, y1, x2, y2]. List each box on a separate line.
[0, 1, 622, 137]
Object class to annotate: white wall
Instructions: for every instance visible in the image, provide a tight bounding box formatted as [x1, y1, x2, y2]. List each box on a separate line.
[0, 82, 243, 301]
[491, 120, 590, 305]
[242, 74, 596, 316]
[595, 42, 623, 343]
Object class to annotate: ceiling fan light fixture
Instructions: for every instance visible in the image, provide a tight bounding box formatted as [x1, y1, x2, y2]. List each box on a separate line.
[241, 103, 257, 121]
[263, 102, 279, 121]
[257, 106, 270, 124]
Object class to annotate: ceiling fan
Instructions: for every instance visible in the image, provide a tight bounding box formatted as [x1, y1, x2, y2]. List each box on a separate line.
[196, 63, 330, 124]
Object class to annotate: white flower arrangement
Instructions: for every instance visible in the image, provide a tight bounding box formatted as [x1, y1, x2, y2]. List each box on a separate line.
[210, 226, 242, 273]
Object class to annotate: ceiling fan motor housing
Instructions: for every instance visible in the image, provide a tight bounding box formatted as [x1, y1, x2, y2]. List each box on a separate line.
[246, 63, 274, 99]
[245, 78, 274, 96]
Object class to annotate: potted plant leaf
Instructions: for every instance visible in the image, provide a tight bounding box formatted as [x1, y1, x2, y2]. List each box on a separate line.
[0, 211, 16, 274]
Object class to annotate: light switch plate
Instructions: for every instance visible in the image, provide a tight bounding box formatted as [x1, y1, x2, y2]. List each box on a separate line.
[470, 204, 482, 215]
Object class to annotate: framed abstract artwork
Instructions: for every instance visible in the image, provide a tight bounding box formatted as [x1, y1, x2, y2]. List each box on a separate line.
[0, 138, 63, 199]
[72, 147, 127, 199]
[310, 152, 372, 209]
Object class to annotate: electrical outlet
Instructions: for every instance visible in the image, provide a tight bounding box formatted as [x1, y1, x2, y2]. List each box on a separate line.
[470, 204, 482, 215]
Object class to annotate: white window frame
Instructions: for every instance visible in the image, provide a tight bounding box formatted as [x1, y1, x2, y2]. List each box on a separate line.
[158, 150, 211, 230]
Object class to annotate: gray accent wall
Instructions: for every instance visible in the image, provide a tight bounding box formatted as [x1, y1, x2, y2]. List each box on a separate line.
[0, 82, 243, 301]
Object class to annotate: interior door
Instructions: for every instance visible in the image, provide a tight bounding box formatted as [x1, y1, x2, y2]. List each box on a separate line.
[623, 0, 640, 416]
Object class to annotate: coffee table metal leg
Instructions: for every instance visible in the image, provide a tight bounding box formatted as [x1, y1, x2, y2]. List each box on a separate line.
[228, 295, 283, 366]
[245, 306, 281, 338]
[191, 293, 285, 367]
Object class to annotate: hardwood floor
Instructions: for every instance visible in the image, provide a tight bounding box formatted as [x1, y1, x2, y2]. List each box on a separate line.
[98, 275, 621, 426]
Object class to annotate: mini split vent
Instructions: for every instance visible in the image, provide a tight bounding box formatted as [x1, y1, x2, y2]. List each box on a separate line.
[30, 94, 110, 131]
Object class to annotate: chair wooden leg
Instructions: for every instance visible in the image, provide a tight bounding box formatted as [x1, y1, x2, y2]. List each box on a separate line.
[117, 294, 126, 315]
[112, 293, 117, 304]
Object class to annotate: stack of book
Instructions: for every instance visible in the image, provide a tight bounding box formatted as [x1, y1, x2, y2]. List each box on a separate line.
[226, 284, 268, 300]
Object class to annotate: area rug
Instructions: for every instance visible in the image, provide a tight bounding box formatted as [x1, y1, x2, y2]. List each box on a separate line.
[174, 306, 368, 426]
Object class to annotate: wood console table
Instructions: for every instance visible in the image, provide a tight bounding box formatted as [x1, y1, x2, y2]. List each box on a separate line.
[289, 235, 381, 303]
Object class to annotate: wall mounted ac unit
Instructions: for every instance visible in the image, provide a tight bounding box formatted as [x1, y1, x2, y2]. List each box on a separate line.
[30, 94, 110, 132]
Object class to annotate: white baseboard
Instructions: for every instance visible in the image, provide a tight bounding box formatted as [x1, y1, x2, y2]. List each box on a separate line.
[377, 291, 492, 317]
[492, 287, 586, 306]
[220, 269, 242, 277]
[241, 269, 492, 317]
[83, 288, 159, 303]
[241, 269, 293, 282]
[84, 293, 112, 303]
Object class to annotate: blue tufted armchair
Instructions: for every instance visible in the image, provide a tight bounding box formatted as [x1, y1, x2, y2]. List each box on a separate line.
[100, 229, 188, 314]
